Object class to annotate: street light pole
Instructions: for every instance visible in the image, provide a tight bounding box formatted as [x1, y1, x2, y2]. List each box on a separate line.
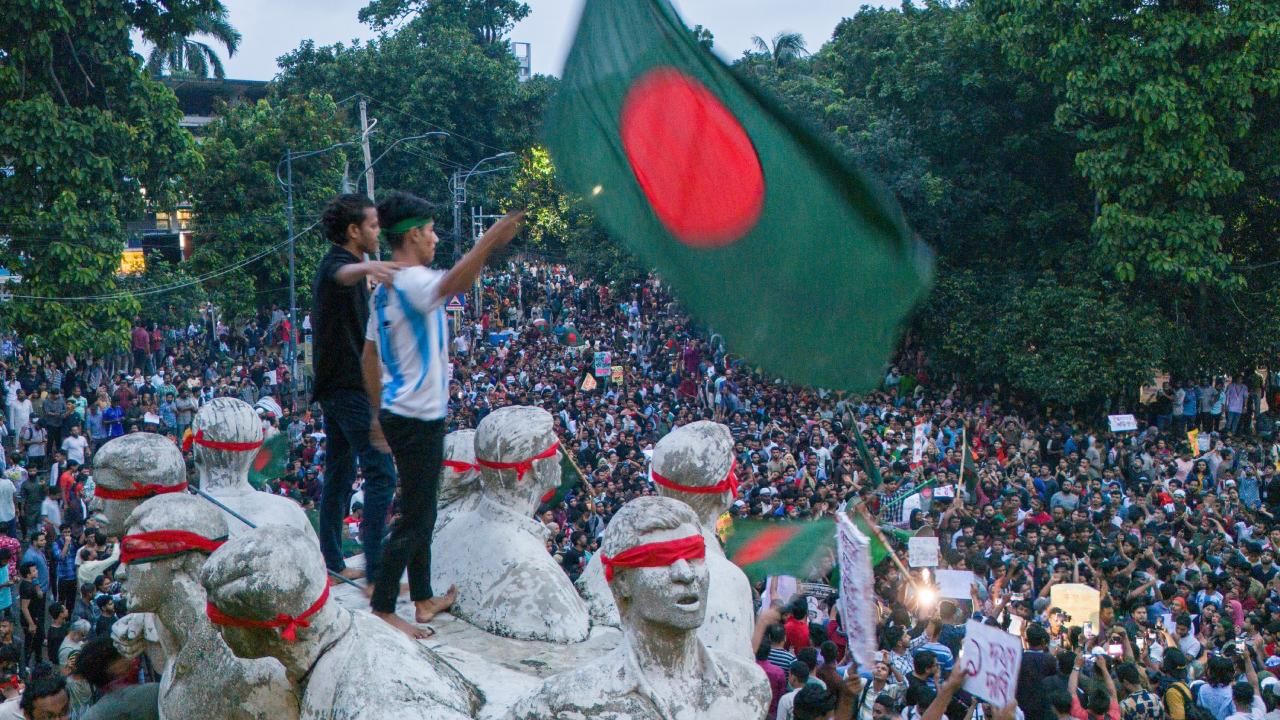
[450, 152, 515, 314]
[284, 149, 298, 412]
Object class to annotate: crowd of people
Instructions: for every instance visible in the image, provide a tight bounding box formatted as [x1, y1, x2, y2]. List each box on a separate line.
[0, 253, 1276, 719]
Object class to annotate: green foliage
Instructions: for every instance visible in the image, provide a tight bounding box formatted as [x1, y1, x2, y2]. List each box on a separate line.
[921, 272, 1164, 408]
[275, 7, 548, 214]
[144, 4, 242, 79]
[0, 0, 208, 355]
[738, 0, 1279, 406]
[186, 94, 349, 322]
[121, 257, 208, 328]
[979, 0, 1280, 291]
[358, 0, 530, 43]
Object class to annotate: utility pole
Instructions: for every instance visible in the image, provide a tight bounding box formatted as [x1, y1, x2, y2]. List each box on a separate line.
[359, 99, 379, 259]
[451, 170, 464, 265]
[284, 149, 298, 412]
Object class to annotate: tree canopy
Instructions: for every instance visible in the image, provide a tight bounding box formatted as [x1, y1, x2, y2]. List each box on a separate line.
[0, 0, 214, 355]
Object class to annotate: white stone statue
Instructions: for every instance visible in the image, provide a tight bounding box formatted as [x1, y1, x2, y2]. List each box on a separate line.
[91, 432, 187, 536]
[120, 493, 298, 720]
[434, 406, 590, 643]
[189, 397, 316, 542]
[578, 421, 755, 658]
[433, 430, 481, 538]
[508, 496, 771, 720]
[201, 525, 482, 720]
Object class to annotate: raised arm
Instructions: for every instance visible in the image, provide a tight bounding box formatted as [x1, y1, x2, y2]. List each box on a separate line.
[435, 212, 525, 302]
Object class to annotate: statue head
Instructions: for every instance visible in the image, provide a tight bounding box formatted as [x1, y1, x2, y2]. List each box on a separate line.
[475, 406, 561, 509]
[201, 525, 333, 664]
[439, 430, 480, 509]
[651, 421, 737, 523]
[91, 433, 186, 535]
[122, 493, 228, 615]
[190, 398, 264, 488]
[602, 496, 708, 632]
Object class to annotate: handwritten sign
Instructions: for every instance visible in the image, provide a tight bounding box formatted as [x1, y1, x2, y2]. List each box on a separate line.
[908, 536, 939, 567]
[1050, 583, 1100, 629]
[959, 619, 1023, 707]
[936, 569, 975, 599]
[1108, 414, 1138, 432]
[593, 352, 612, 378]
[611, 365, 624, 384]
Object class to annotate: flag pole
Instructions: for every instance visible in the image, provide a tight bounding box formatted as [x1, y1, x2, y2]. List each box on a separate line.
[187, 485, 363, 591]
[852, 503, 917, 590]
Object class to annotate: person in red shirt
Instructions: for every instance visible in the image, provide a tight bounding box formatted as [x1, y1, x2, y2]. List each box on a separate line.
[783, 602, 812, 652]
[57, 461, 78, 508]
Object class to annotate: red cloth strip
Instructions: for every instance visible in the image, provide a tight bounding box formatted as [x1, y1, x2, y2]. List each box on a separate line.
[600, 534, 706, 582]
[475, 440, 561, 481]
[183, 429, 265, 454]
[121, 530, 226, 565]
[443, 460, 480, 474]
[650, 459, 739, 499]
[207, 583, 330, 644]
[94, 481, 188, 502]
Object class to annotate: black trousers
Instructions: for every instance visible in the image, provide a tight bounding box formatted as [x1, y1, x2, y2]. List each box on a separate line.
[371, 412, 445, 614]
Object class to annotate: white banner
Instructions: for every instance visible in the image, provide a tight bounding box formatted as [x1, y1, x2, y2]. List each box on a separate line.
[912, 423, 928, 466]
[836, 514, 877, 668]
[908, 536, 939, 567]
[1108, 414, 1138, 432]
[959, 620, 1023, 707]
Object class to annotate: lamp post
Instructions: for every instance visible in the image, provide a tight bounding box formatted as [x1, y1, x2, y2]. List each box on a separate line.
[450, 152, 515, 318]
[277, 142, 356, 411]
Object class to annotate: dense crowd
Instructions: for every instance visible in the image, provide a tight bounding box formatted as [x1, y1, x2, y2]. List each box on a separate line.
[0, 259, 1278, 719]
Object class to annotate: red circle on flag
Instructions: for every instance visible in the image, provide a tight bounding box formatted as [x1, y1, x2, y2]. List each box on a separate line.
[619, 68, 764, 248]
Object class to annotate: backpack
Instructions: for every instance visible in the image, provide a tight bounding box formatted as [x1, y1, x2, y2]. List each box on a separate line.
[1171, 682, 1214, 720]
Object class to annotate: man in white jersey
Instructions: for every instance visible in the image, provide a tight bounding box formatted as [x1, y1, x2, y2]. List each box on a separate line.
[361, 190, 524, 638]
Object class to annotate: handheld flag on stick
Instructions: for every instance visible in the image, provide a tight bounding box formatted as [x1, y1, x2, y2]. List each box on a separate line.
[724, 519, 836, 583]
[248, 432, 288, 490]
[539, 440, 587, 510]
[544, 0, 933, 391]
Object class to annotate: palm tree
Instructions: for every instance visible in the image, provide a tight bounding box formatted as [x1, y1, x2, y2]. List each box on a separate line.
[750, 31, 808, 67]
[145, 6, 242, 79]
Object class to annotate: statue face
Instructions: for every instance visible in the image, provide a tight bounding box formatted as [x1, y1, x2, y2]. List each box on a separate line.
[217, 624, 272, 661]
[100, 496, 141, 537]
[529, 449, 562, 498]
[615, 522, 709, 631]
[124, 555, 179, 613]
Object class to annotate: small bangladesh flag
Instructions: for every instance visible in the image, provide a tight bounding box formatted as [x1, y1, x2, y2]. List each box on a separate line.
[724, 518, 836, 582]
[544, 0, 934, 391]
[248, 432, 289, 490]
[538, 449, 586, 510]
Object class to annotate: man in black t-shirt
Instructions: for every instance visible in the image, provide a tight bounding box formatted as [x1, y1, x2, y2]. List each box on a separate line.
[311, 194, 403, 584]
[18, 561, 44, 668]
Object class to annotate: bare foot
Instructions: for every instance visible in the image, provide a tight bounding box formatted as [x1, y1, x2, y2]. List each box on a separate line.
[339, 567, 365, 580]
[415, 585, 458, 624]
[372, 611, 435, 640]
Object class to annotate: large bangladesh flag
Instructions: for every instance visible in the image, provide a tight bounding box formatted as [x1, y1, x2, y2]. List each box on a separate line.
[545, 0, 934, 391]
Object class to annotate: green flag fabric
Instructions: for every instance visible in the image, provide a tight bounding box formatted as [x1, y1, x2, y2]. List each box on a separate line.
[539, 452, 585, 510]
[544, 0, 933, 391]
[850, 512, 908, 568]
[248, 432, 288, 490]
[724, 518, 836, 582]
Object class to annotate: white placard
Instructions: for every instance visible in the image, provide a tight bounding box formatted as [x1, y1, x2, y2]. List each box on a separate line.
[1050, 583, 1101, 629]
[959, 619, 1023, 707]
[934, 485, 956, 498]
[908, 536, 940, 567]
[1108, 414, 1138, 432]
[900, 492, 922, 524]
[936, 569, 975, 599]
[1006, 615, 1026, 638]
[143, 412, 160, 425]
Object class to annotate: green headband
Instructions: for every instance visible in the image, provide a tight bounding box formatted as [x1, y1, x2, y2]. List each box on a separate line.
[382, 216, 433, 238]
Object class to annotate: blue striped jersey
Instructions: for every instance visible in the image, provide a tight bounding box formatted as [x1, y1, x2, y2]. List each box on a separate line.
[363, 267, 450, 421]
